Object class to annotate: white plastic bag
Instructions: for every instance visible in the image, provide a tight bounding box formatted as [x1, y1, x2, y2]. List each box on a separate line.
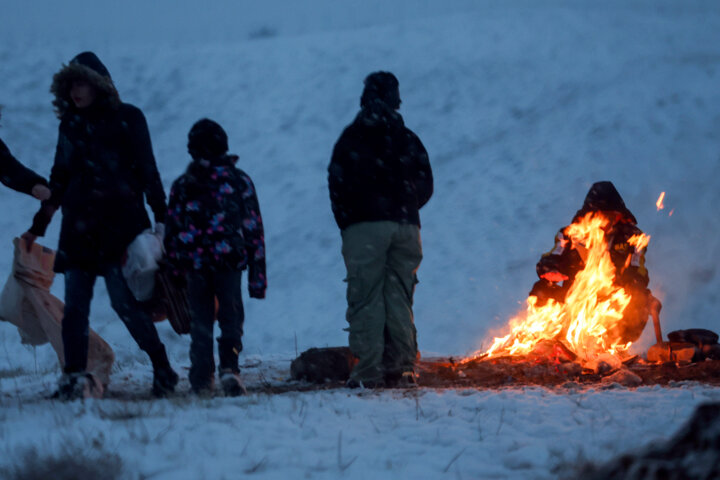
[122, 230, 163, 301]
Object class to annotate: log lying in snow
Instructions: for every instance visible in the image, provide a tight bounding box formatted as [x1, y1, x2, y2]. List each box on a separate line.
[647, 328, 720, 363]
[668, 328, 719, 346]
[647, 342, 698, 363]
[290, 347, 355, 383]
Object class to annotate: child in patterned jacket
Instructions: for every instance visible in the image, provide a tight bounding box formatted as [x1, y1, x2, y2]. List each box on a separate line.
[165, 118, 266, 395]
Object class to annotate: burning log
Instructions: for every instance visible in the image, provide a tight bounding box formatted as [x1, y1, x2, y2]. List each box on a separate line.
[526, 339, 577, 364]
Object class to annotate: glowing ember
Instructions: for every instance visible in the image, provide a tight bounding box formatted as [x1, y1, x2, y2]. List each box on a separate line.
[656, 192, 665, 211]
[469, 212, 651, 366]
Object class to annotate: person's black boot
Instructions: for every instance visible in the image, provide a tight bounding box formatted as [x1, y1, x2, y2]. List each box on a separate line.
[149, 346, 179, 397]
[54, 372, 103, 400]
[217, 338, 245, 395]
[55, 372, 85, 401]
[153, 366, 179, 397]
[218, 338, 241, 372]
[219, 369, 247, 396]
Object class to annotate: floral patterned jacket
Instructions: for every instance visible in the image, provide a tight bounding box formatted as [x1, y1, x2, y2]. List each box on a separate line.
[165, 154, 266, 297]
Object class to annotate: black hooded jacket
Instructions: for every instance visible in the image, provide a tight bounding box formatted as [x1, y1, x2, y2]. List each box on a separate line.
[29, 52, 166, 274]
[328, 101, 433, 230]
[0, 138, 47, 196]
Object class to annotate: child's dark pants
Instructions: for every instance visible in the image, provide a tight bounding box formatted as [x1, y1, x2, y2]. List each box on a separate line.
[186, 270, 244, 390]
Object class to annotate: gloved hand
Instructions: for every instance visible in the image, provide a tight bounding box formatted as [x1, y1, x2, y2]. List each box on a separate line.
[249, 287, 265, 299]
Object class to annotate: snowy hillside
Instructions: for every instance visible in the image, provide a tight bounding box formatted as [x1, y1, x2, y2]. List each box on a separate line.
[0, 1, 719, 478]
[1, 0, 719, 360]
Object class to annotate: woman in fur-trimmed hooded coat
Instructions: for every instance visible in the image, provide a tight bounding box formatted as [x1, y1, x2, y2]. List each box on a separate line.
[22, 51, 177, 399]
[27, 52, 167, 274]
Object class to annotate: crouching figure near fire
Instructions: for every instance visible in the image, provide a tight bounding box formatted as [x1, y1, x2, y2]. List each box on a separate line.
[528, 181, 663, 351]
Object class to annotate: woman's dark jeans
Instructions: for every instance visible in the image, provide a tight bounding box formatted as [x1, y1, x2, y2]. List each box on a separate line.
[63, 265, 165, 373]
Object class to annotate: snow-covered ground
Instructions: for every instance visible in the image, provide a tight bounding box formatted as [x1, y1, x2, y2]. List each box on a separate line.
[1, 0, 719, 478]
[2, 377, 719, 479]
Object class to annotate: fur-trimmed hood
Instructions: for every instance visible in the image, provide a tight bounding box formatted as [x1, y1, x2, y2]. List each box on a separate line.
[51, 51, 120, 118]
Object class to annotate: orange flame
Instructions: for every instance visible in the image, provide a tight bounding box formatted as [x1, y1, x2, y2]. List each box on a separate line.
[656, 192, 665, 211]
[470, 212, 650, 366]
[628, 233, 650, 251]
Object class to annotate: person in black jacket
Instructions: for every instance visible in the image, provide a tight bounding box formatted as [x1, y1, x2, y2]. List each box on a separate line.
[0, 110, 51, 200]
[165, 119, 266, 396]
[328, 72, 433, 388]
[21, 51, 178, 399]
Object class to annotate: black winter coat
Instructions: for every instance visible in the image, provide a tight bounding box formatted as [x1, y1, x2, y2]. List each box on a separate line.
[30, 103, 166, 274]
[0, 138, 47, 196]
[328, 103, 433, 230]
[164, 155, 266, 297]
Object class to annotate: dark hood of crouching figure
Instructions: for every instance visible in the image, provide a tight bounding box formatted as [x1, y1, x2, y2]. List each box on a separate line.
[529, 181, 660, 344]
[30, 51, 167, 274]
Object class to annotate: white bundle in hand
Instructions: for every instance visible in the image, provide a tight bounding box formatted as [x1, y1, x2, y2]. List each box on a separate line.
[122, 230, 163, 301]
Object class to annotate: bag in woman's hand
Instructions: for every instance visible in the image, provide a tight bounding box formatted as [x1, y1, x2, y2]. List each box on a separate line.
[122, 230, 163, 301]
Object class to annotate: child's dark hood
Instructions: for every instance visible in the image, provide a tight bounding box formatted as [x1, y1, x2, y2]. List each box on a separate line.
[186, 154, 239, 179]
[187, 118, 229, 161]
[185, 119, 238, 181]
[51, 51, 120, 118]
[572, 181, 637, 224]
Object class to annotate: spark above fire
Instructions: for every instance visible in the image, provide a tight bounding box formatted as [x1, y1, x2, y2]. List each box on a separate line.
[656, 192, 666, 211]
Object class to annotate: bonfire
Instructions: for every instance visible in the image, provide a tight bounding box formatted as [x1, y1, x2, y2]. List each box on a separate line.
[467, 182, 663, 370]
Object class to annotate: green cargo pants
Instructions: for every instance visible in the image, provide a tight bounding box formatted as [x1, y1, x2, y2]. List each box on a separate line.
[341, 221, 422, 384]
